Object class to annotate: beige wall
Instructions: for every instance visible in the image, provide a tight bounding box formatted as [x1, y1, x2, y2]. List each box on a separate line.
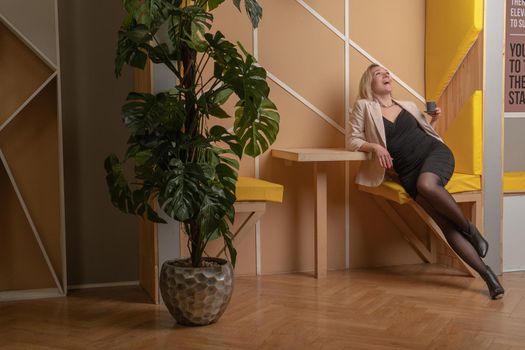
[204, 0, 428, 275]
[58, 0, 138, 285]
[58, 0, 429, 283]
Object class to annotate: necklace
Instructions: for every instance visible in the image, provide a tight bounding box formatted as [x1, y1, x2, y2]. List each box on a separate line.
[378, 100, 396, 108]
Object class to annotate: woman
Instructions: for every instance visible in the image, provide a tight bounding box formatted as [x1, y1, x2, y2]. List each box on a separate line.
[347, 64, 504, 299]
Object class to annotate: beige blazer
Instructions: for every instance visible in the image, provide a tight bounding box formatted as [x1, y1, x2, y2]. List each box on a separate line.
[346, 98, 443, 187]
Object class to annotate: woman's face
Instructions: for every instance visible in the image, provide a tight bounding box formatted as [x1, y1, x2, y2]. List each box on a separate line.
[371, 66, 392, 95]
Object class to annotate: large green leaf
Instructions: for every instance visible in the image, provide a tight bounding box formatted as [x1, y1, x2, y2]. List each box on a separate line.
[232, 0, 262, 28]
[123, 0, 179, 28]
[198, 185, 228, 235]
[206, 0, 226, 11]
[104, 154, 135, 213]
[159, 161, 211, 221]
[104, 154, 165, 223]
[209, 125, 242, 158]
[115, 23, 153, 77]
[235, 97, 279, 157]
[168, 6, 213, 54]
[122, 92, 186, 140]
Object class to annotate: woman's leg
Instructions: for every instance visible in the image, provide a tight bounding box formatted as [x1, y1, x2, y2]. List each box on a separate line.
[415, 172, 469, 232]
[414, 194, 486, 274]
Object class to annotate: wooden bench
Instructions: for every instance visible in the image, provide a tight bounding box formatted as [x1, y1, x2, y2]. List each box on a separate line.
[211, 177, 284, 274]
[359, 175, 481, 277]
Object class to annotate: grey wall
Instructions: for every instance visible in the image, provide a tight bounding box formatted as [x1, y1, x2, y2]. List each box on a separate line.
[484, 0, 505, 273]
[504, 119, 525, 171]
[58, 0, 138, 285]
[0, 0, 57, 65]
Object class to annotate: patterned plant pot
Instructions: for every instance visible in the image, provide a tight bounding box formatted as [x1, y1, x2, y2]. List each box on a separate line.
[159, 257, 234, 326]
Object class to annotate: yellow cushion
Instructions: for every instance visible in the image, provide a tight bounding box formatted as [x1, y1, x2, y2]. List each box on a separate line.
[445, 172, 481, 193]
[359, 180, 411, 204]
[443, 90, 483, 175]
[504, 172, 525, 193]
[425, 0, 483, 100]
[358, 172, 481, 204]
[236, 177, 284, 203]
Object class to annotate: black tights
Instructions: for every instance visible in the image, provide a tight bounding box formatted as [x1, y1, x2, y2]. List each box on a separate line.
[415, 172, 486, 275]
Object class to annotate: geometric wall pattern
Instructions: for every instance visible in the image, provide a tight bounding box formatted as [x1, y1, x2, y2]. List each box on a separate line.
[139, 0, 430, 284]
[0, 0, 66, 301]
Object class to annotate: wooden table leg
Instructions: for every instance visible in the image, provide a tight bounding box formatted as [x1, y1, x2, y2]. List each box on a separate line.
[314, 163, 327, 278]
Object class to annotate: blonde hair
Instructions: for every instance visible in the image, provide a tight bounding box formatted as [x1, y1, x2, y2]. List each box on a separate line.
[358, 63, 380, 101]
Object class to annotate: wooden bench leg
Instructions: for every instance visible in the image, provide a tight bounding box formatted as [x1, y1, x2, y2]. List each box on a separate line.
[215, 202, 266, 258]
[409, 201, 477, 277]
[372, 197, 433, 263]
[472, 196, 483, 234]
[314, 163, 327, 278]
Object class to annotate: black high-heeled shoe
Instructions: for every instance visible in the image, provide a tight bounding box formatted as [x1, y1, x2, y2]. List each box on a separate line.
[480, 265, 505, 300]
[462, 222, 489, 258]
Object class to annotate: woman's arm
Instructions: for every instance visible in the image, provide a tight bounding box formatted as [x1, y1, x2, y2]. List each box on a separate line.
[347, 101, 393, 169]
[360, 142, 393, 169]
[346, 101, 367, 151]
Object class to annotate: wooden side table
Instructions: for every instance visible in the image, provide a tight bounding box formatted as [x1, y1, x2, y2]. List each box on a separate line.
[271, 148, 369, 278]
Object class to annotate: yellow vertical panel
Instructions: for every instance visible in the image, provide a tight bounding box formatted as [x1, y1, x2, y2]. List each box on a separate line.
[349, 0, 426, 99]
[426, 0, 483, 100]
[443, 90, 483, 175]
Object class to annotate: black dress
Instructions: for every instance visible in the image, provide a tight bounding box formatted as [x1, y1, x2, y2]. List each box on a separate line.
[382, 109, 454, 198]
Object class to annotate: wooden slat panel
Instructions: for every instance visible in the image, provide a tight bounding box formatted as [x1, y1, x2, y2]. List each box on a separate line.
[435, 36, 484, 136]
[133, 62, 159, 303]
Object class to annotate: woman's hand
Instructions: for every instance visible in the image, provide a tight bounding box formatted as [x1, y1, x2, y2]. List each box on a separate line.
[373, 144, 394, 169]
[427, 107, 441, 126]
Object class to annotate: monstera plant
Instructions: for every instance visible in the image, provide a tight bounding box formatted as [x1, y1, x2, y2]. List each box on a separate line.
[105, 0, 279, 325]
[105, 0, 278, 266]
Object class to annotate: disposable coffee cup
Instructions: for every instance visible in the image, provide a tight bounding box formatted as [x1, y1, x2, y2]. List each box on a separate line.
[426, 101, 436, 113]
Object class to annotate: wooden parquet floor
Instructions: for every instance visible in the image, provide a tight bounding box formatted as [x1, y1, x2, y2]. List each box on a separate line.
[1, 264, 525, 350]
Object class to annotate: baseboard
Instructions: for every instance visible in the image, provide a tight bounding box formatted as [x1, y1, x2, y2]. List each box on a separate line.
[68, 281, 140, 290]
[503, 268, 525, 273]
[0, 288, 63, 302]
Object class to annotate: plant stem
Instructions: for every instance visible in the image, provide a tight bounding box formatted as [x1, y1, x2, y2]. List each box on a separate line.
[196, 76, 217, 96]
[189, 220, 202, 267]
[152, 36, 181, 80]
[195, 53, 212, 86]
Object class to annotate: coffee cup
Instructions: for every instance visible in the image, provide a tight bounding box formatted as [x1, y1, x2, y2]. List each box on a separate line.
[426, 101, 437, 113]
